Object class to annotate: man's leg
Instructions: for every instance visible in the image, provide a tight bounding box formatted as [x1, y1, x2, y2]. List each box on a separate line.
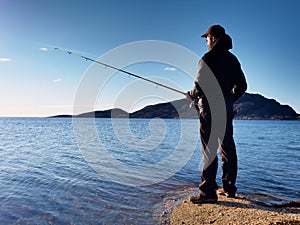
[219, 112, 237, 197]
[199, 112, 218, 198]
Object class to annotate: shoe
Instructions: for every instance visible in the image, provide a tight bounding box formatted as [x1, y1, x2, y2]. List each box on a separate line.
[217, 188, 236, 198]
[190, 194, 217, 204]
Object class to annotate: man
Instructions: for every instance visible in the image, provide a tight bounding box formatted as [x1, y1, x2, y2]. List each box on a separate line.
[187, 25, 247, 203]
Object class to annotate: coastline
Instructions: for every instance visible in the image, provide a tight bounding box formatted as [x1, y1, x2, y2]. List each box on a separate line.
[163, 194, 300, 225]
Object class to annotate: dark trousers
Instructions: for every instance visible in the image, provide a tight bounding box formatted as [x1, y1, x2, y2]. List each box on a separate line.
[199, 111, 237, 197]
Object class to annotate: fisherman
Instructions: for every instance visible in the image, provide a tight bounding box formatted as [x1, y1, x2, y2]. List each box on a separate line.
[187, 25, 247, 203]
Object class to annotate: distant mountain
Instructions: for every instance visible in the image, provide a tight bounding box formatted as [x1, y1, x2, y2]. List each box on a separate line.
[51, 108, 128, 118]
[234, 93, 299, 120]
[52, 93, 299, 120]
[128, 93, 299, 120]
[129, 99, 198, 119]
[78, 108, 128, 118]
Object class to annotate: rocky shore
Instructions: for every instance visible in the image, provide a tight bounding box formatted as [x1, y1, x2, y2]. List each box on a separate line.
[164, 194, 300, 225]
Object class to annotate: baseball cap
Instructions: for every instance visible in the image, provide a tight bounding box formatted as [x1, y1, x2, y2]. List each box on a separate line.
[201, 25, 226, 38]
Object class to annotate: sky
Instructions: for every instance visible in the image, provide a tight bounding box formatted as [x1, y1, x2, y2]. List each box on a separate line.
[1, 0, 300, 117]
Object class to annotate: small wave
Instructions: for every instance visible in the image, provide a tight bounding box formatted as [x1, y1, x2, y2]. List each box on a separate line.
[287, 145, 300, 151]
[244, 193, 300, 208]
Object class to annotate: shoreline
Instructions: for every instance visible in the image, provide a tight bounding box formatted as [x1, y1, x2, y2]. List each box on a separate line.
[162, 194, 300, 225]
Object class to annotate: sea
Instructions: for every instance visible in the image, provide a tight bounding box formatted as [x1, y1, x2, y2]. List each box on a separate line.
[0, 118, 299, 224]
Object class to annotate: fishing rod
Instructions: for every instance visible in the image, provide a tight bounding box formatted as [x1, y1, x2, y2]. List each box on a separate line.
[54, 47, 187, 96]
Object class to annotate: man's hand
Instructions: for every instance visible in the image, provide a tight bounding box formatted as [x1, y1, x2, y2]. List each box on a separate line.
[186, 91, 192, 100]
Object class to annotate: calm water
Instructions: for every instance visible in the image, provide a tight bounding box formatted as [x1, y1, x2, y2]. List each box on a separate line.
[0, 118, 299, 224]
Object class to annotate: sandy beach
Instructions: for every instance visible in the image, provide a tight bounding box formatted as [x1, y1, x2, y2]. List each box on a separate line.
[163, 194, 300, 225]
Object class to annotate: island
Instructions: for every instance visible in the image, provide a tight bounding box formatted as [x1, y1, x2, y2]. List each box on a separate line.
[52, 93, 299, 120]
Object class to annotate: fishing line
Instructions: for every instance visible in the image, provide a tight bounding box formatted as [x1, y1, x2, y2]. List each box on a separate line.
[54, 47, 187, 96]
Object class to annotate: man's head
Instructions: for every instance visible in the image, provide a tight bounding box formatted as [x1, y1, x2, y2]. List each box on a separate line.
[201, 25, 226, 50]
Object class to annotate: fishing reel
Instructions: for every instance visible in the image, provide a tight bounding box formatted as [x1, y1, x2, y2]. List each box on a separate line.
[189, 98, 199, 109]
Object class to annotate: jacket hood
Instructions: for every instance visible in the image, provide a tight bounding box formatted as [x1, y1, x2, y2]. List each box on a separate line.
[214, 34, 233, 50]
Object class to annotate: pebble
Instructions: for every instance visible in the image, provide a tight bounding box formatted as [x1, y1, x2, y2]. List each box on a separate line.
[160, 211, 167, 217]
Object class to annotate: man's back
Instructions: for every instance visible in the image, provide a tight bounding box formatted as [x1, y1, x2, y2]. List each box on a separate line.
[203, 47, 247, 104]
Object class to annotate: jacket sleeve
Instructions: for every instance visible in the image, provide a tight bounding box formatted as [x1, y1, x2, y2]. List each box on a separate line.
[232, 60, 247, 102]
[189, 59, 205, 99]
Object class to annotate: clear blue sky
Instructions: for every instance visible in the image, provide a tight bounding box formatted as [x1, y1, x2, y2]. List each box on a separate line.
[1, 0, 299, 117]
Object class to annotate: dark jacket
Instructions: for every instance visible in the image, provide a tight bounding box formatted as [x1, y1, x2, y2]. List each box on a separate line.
[190, 34, 247, 112]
